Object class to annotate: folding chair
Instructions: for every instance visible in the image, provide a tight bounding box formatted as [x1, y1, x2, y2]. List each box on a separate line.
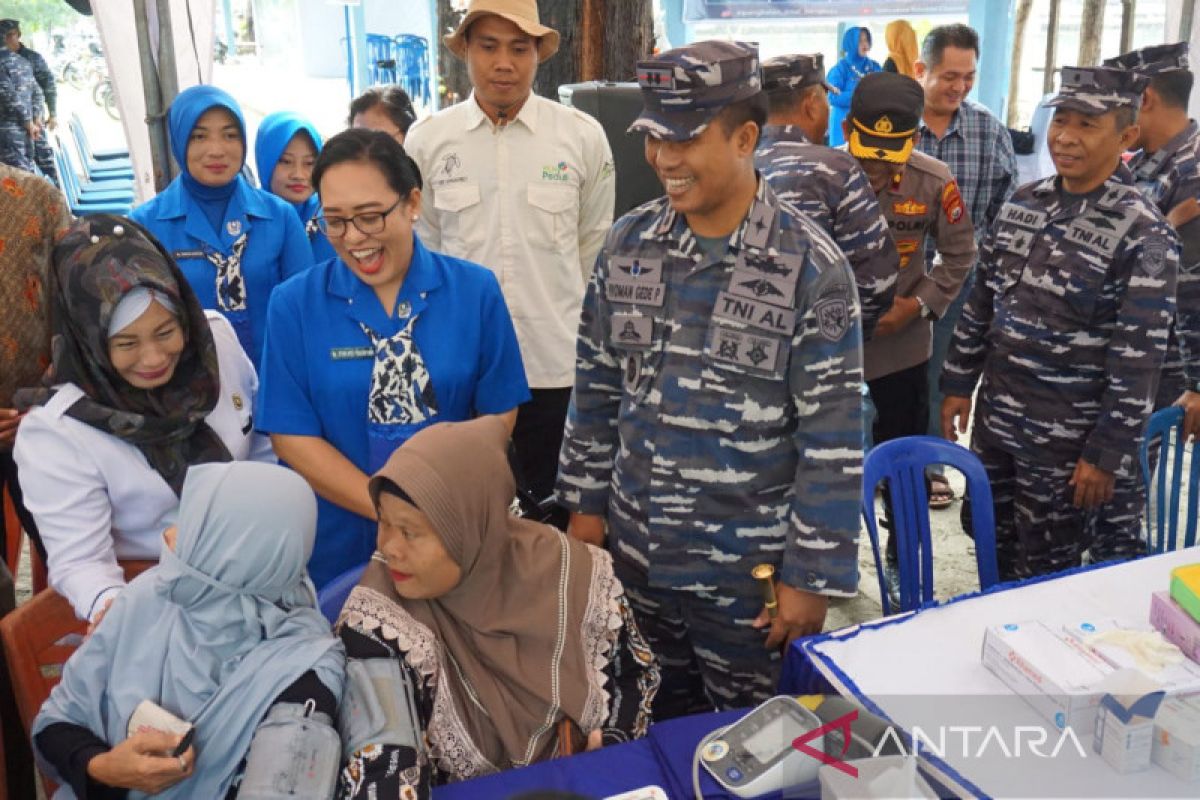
[863, 436, 999, 614]
[0, 561, 153, 796]
[1140, 406, 1200, 554]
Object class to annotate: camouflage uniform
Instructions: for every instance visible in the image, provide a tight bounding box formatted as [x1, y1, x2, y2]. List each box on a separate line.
[557, 41, 862, 717]
[0, 46, 41, 173]
[1092, 44, 1200, 560]
[941, 67, 1180, 580]
[16, 43, 58, 186]
[756, 54, 897, 338]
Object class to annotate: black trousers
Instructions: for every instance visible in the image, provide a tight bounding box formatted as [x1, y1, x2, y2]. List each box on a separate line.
[1, 549, 34, 799]
[866, 361, 931, 562]
[511, 387, 572, 528]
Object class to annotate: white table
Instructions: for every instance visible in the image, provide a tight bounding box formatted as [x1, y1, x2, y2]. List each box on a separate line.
[801, 548, 1200, 799]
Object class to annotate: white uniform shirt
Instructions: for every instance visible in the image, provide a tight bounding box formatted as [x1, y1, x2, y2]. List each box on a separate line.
[15, 312, 276, 620]
[405, 92, 615, 388]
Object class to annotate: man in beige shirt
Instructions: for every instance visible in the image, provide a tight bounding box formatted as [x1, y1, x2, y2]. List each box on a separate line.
[404, 0, 615, 515]
[844, 73, 975, 582]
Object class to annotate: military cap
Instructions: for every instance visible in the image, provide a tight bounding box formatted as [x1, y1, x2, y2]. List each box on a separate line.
[1044, 65, 1149, 115]
[1103, 42, 1190, 76]
[846, 72, 924, 164]
[0, 20, 18, 35]
[628, 40, 762, 142]
[762, 53, 834, 95]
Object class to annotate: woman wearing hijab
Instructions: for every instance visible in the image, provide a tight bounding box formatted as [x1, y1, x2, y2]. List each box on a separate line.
[255, 111, 337, 264]
[257, 129, 529, 589]
[827, 26, 882, 146]
[14, 215, 274, 623]
[130, 85, 314, 369]
[883, 20, 918, 76]
[33, 461, 345, 800]
[336, 416, 658, 794]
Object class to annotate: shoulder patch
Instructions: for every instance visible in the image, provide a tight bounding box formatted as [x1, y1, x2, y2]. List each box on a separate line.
[1142, 235, 1169, 277]
[942, 180, 966, 225]
[814, 290, 852, 342]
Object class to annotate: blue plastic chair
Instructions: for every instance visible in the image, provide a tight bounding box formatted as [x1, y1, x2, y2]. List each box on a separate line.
[53, 143, 131, 216]
[395, 34, 431, 105]
[317, 563, 367, 624]
[1140, 406, 1200, 554]
[366, 33, 398, 86]
[863, 436, 999, 615]
[68, 113, 129, 160]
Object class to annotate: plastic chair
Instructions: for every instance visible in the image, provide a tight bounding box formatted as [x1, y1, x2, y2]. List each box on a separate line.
[54, 141, 132, 216]
[863, 436, 999, 615]
[395, 34, 431, 105]
[317, 563, 367, 624]
[366, 33, 398, 86]
[68, 112, 129, 160]
[0, 561, 152, 795]
[1140, 407, 1199, 554]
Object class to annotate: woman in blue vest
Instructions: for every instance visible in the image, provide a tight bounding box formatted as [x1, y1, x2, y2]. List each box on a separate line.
[256, 129, 530, 588]
[130, 86, 314, 369]
[828, 26, 882, 146]
[254, 111, 337, 264]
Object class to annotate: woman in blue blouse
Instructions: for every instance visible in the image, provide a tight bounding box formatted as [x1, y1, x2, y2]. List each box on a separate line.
[828, 26, 882, 146]
[254, 112, 337, 264]
[130, 86, 314, 368]
[257, 129, 530, 588]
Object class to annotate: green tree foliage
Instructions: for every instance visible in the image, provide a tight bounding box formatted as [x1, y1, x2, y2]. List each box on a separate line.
[0, 0, 83, 33]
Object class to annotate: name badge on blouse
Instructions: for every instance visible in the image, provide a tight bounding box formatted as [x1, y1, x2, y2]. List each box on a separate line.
[330, 346, 374, 361]
[172, 249, 206, 260]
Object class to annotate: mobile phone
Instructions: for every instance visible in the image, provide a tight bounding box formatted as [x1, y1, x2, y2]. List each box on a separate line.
[171, 726, 196, 757]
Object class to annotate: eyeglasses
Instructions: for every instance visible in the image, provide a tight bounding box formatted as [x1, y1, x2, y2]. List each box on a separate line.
[316, 197, 404, 238]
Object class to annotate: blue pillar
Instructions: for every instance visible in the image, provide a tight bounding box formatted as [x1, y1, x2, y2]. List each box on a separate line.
[968, 0, 1014, 119]
[662, 0, 687, 49]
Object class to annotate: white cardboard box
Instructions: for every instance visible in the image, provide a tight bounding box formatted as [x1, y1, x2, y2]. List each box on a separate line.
[1152, 696, 1200, 782]
[981, 621, 1116, 731]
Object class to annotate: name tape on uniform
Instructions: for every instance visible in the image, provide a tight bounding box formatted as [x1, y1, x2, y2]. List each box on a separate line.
[998, 204, 1049, 231]
[330, 346, 374, 361]
[714, 291, 797, 334]
[607, 279, 666, 307]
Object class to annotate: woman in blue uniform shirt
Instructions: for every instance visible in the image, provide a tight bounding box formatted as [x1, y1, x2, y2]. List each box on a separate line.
[254, 111, 337, 264]
[130, 86, 314, 369]
[257, 129, 530, 588]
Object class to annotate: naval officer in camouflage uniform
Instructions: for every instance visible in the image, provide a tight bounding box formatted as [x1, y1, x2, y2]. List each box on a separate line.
[2, 21, 57, 186]
[557, 40, 862, 717]
[756, 53, 897, 337]
[846, 72, 975, 571]
[0, 34, 41, 174]
[1092, 43, 1200, 560]
[941, 66, 1179, 580]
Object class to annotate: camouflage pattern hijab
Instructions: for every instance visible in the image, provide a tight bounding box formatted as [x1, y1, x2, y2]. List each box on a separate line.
[15, 215, 231, 495]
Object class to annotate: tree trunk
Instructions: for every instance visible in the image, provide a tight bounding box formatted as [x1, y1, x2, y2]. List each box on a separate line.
[1078, 0, 1106, 67]
[435, 0, 470, 107]
[1120, 0, 1137, 54]
[437, 0, 654, 106]
[1007, 0, 1034, 127]
[1044, 0, 1061, 94]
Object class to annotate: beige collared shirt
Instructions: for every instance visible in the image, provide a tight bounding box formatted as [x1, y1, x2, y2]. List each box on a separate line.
[405, 92, 615, 388]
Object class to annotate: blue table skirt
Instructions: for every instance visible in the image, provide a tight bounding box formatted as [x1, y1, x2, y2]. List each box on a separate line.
[433, 709, 795, 799]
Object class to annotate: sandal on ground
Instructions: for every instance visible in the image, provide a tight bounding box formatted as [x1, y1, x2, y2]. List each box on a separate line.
[929, 475, 955, 509]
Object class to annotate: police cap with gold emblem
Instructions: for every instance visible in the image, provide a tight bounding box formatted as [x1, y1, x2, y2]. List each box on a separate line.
[1044, 65, 1149, 115]
[846, 72, 924, 164]
[629, 40, 762, 142]
[1103, 42, 1190, 77]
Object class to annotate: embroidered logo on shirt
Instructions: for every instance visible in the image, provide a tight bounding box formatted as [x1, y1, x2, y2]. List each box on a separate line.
[438, 152, 461, 178]
[542, 161, 571, 182]
[942, 180, 966, 225]
[226, 219, 242, 236]
[893, 199, 928, 217]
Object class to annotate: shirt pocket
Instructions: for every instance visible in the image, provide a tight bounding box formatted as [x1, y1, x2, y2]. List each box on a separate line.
[526, 183, 578, 252]
[433, 182, 484, 252]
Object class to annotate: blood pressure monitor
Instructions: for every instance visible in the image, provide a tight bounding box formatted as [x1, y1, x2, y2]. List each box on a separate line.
[698, 696, 826, 798]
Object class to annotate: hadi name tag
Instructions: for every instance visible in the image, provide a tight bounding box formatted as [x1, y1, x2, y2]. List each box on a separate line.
[330, 346, 374, 361]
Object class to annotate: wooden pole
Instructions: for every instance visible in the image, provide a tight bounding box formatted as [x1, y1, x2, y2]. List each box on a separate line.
[1043, 0, 1061, 95]
[1078, 0, 1106, 67]
[581, 0, 604, 81]
[1120, 0, 1137, 55]
[1007, 0, 1034, 127]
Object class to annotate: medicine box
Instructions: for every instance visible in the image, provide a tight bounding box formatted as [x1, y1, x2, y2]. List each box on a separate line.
[1150, 591, 1200, 665]
[1152, 696, 1200, 782]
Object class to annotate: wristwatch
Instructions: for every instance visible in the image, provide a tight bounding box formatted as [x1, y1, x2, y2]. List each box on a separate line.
[916, 296, 935, 320]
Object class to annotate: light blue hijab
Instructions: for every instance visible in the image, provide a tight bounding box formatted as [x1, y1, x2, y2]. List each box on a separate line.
[33, 462, 345, 799]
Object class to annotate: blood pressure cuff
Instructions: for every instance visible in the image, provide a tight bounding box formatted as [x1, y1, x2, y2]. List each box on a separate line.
[238, 702, 340, 799]
[338, 657, 423, 757]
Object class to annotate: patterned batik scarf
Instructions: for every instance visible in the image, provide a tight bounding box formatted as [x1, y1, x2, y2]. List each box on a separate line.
[358, 316, 439, 425]
[204, 232, 249, 312]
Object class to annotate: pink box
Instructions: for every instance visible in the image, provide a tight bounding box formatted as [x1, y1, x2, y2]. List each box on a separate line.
[1151, 591, 1200, 664]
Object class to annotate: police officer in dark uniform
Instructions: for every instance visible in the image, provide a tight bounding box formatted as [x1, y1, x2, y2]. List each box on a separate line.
[1, 20, 57, 186]
[756, 53, 897, 337]
[941, 66, 1180, 580]
[558, 40, 863, 717]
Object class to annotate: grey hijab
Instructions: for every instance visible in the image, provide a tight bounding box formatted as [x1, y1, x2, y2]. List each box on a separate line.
[33, 462, 345, 799]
